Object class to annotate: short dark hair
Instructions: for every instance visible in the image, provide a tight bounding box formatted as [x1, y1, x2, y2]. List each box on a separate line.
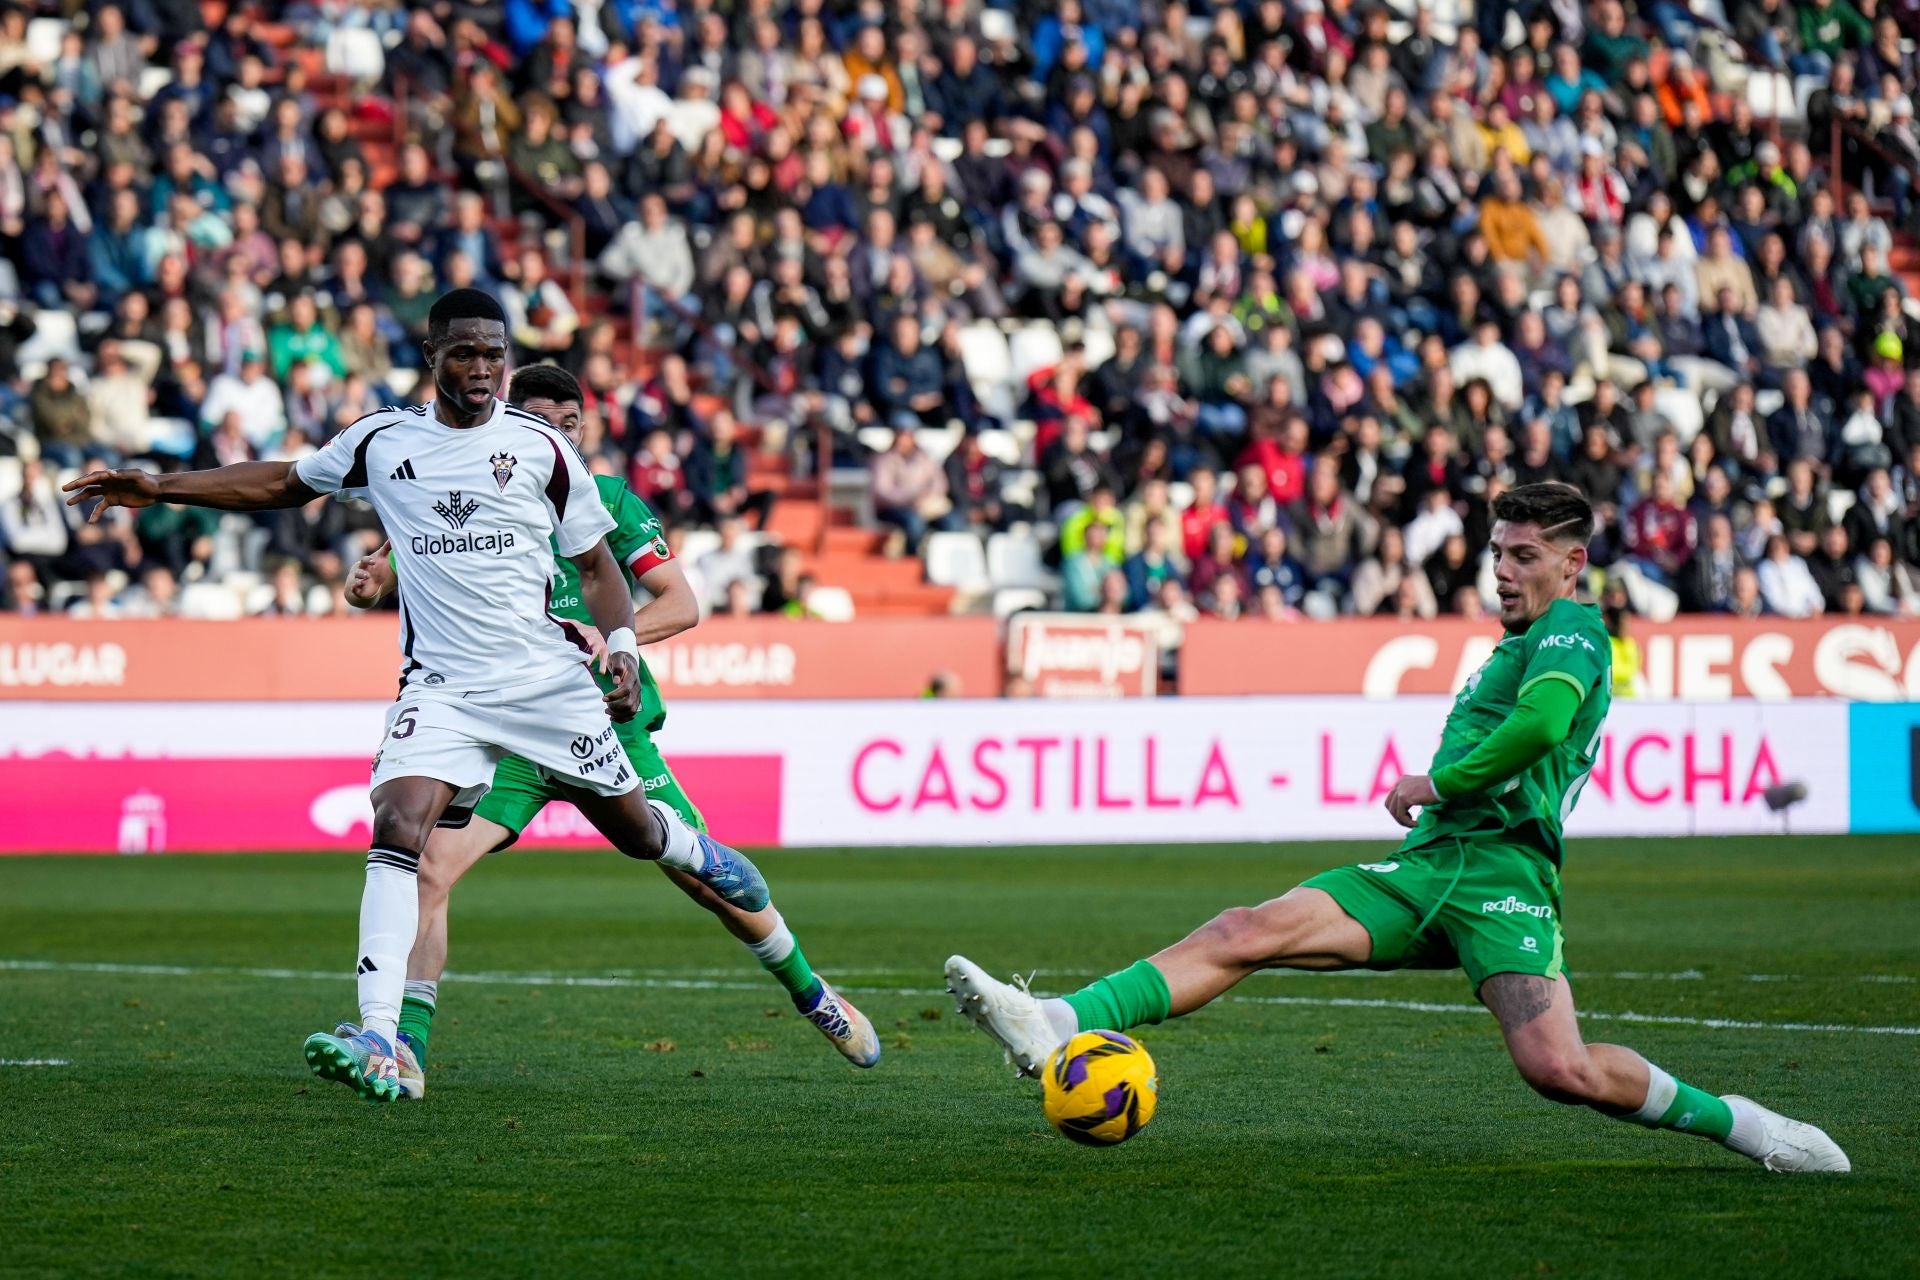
[427, 288, 507, 337]
[1493, 482, 1594, 546]
[508, 364, 582, 407]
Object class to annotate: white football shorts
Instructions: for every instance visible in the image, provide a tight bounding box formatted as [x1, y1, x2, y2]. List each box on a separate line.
[369, 667, 640, 807]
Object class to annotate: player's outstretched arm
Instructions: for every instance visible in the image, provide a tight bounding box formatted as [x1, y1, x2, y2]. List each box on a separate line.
[570, 537, 641, 722]
[63, 461, 319, 522]
[632, 560, 700, 645]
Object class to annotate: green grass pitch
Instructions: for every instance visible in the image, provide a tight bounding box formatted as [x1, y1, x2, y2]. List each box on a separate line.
[2, 837, 1916, 1279]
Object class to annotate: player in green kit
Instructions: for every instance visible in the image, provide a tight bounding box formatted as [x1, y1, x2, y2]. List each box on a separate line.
[946, 483, 1849, 1173]
[344, 365, 879, 1093]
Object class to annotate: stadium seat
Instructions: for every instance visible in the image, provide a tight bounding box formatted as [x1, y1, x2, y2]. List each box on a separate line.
[987, 531, 1059, 592]
[957, 322, 1014, 422]
[1746, 70, 1797, 121]
[676, 529, 722, 564]
[923, 531, 990, 594]
[386, 369, 420, 399]
[914, 424, 963, 463]
[0, 456, 20, 503]
[180, 582, 245, 620]
[1008, 325, 1064, 387]
[992, 586, 1049, 618]
[325, 28, 386, 80]
[138, 66, 173, 99]
[1167, 480, 1195, 510]
[24, 18, 63, 65]
[806, 585, 856, 621]
[17, 310, 81, 368]
[1079, 327, 1116, 369]
[1755, 389, 1785, 417]
[855, 426, 896, 456]
[1829, 490, 1857, 523]
[1653, 384, 1705, 446]
[974, 428, 1023, 466]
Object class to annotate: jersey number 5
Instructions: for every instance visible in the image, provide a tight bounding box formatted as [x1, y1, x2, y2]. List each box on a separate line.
[391, 708, 419, 740]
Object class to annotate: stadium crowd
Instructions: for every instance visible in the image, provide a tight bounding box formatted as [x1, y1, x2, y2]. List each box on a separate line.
[2, 0, 1920, 627]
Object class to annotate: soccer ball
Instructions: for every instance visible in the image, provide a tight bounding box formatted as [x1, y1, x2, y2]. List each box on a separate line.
[1041, 1030, 1158, 1146]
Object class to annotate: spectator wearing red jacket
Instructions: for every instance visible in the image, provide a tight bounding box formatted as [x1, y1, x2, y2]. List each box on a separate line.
[1180, 467, 1230, 561]
[1624, 471, 1699, 586]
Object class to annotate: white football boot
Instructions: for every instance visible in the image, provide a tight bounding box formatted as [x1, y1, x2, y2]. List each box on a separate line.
[1723, 1096, 1851, 1173]
[944, 955, 1067, 1078]
[797, 980, 882, 1068]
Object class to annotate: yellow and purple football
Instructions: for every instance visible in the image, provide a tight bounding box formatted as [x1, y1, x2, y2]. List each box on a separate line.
[1041, 1030, 1158, 1146]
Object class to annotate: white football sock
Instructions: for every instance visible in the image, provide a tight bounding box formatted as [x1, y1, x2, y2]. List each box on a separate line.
[743, 911, 794, 966]
[357, 846, 420, 1043]
[648, 799, 707, 873]
[1041, 997, 1079, 1042]
[403, 978, 438, 1009]
[1629, 1059, 1678, 1124]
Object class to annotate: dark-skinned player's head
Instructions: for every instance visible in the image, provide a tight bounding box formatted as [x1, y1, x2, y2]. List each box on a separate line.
[423, 289, 509, 423]
[508, 364, 586, 444]
[1489, 481, 1593, 632]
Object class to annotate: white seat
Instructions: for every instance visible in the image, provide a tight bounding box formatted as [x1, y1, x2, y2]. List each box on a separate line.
[24, 18, 63, 65]
[957, 322, 1014, 422]
[677, 529, 722, 564]
[1754, 389, 1785, 417]
[1009, 325, 1065, 387]
[17, 310, 80, 367]
[923, 531, 990, 593]
[386, 368, 420, 399]
[180, 582, 245, 620]
[856, 426, 896, 456]
[138, 66, 173, 100]
[974, 428, 1023, 466]
[806, 584, 855, 621]
[986, 530, 1059, 591]
[1653, 385, 1705, 446]
[0, 456, 20, 503]
[1079, 327, 1116, 369]
[992, 586, 1049, 618]
[1168, 480, 1195, 510]
[915, 424, 963, 463]
[1746, 70, 1798, 121]
[1829, 490, 1858, 523]
[326, 27, 386, 80]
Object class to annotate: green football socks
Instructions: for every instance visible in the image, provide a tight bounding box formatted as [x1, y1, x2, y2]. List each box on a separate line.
[1629, 1061, 1735, 1142]
[745, 912, 824, 1008]
[1062, 959, 1173, 1033]
[396, 982, 437, 1068]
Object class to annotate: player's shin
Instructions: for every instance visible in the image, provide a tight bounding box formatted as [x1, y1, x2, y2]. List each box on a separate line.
[1621, 1054, 1735, 1142]
[357, 845, 422, 1043]
[1058, 959, 1170, 1038]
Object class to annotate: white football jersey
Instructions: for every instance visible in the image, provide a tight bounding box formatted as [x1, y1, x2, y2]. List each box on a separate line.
[294, 399, 615, 693]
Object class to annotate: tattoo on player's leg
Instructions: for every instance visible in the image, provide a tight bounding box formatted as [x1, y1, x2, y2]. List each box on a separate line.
[1481, 973, 1555, 1033]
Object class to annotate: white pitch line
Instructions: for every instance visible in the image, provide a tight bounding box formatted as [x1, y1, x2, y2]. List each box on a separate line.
[5, 959, 1919, 1038]
[0, 1058, 71, 1066]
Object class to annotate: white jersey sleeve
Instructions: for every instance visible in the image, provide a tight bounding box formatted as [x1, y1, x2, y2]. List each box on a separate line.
[521, 416, 616, 557]
[293, 409, 408, 499]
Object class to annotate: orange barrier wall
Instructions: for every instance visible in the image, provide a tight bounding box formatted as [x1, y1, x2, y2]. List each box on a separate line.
[0, 616, 1002, 701]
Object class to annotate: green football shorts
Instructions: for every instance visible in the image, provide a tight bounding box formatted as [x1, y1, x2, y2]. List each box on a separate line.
[1302, 837, 1566, 991]
[471, 717, 707, 850]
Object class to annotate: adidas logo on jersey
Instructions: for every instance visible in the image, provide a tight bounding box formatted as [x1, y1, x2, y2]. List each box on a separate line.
[389, 459, 419, 480]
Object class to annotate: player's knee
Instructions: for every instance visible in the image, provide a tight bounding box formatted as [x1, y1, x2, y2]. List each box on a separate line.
[370, 809, 433, 861]
[416, 855, 457, 905]
[1515, 1051, 1603, 1105]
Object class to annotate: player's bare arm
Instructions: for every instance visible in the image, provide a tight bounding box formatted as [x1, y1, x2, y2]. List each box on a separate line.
[569, 537, 641, 721]
[63, 460, 320, 521]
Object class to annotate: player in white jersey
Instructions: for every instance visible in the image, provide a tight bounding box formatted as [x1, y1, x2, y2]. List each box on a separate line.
[65, 290, 770, 1103]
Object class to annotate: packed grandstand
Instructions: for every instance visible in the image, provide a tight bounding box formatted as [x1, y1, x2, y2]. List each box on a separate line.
[1, 0, 1918, 632]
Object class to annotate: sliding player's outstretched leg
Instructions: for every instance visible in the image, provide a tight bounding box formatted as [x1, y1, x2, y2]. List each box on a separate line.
[1484, 972, 1850, 1173]
[948, 886, 1370, 1076]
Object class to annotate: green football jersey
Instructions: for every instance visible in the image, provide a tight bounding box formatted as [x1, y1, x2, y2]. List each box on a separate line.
[546, 474, 673, 733]
[1403, 597, 1612, 865]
